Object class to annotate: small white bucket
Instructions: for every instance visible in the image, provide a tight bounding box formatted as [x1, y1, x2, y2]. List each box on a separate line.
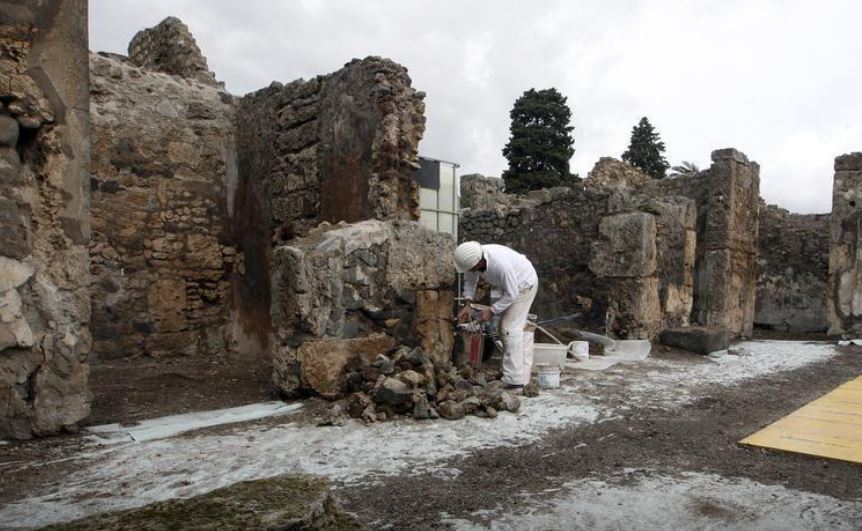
[537, 364, 560, 388]
[532, 343, 568, 372]
[570, 341, 589, 361]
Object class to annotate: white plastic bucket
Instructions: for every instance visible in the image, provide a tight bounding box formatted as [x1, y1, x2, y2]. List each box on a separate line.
[570, 341, 589, 361]
[537, 364, 560, 388]
[532, 343, 568, 372]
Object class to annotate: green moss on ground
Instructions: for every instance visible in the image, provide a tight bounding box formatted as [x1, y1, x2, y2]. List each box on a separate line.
[43, 474, 363, 530]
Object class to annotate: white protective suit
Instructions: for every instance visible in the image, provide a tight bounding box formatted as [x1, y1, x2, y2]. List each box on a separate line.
[462, 244, 538, 385]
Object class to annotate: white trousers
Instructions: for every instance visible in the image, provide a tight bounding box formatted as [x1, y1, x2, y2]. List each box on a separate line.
[499, 282, 538, 386]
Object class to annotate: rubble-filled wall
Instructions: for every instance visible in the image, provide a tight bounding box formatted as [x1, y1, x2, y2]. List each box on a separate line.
[89, 45, 236, 358]
[232, 57, 426, 359]
[460, 174, 509, 210]
[0, 0, 91, 439]
[460, 187, 611, 330]
[127, 17, 220, 87]
[460, 150, 756, 339]
[756, 203, 829, 332]
[270, 220, 455, 396]
[827, 152, 862, 336]
[639, 149, 760, 337]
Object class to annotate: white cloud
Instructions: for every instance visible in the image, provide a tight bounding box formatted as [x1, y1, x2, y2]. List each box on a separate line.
[89, 0, 862, 214]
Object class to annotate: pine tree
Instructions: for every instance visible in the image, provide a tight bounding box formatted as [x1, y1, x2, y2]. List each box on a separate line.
[502, 88, 577, 194]
[621, 117, 670, 179]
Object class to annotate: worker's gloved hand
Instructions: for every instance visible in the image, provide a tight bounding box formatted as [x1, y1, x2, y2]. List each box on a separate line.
[457, 303, 473, 323]
[479, 308, 493, 323]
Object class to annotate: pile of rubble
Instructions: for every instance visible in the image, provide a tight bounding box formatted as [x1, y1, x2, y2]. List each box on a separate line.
[319, 346, 539, 425]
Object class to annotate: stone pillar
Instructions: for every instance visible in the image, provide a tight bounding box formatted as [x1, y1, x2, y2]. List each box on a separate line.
[827, 152, 862, 336]
[692, 149, 760, 337]
[589, 212, 661, 339]
[0, 0, 91, 439]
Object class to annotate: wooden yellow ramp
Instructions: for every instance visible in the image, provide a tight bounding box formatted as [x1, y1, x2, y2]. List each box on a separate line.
[740, 375, 862, 464]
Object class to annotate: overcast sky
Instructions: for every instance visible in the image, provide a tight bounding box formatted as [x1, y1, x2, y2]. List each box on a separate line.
[89, 0, 861, 214]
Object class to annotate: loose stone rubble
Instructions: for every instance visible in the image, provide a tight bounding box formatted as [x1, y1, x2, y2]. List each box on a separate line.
[328, 345, 524, 424]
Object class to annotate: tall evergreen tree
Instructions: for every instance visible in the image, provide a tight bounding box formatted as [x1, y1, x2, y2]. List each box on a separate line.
[502, 88, 577, 194]
[621, 117, 670, 179]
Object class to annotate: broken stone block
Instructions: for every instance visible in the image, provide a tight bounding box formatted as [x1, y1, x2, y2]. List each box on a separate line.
[373, 377, 414, 409]
[396, 369, 424, 388]
[317, 403, 348, 427]
[589, 212, 657, 278]
[660, 326, 731, 355]
[497, 391, 521, 413]
[438, 400, 465, 420]
[523, 379, 540, 397]
[412, 393, 431, 419]
[287, 334, 395, 396]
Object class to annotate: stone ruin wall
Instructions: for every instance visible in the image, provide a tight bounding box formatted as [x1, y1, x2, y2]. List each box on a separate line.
[638, 149, 760, 337]
[232, 57, 427, 365]
[756, 203, 829, 333]
[88, 51, 237, 360]
[459, 174, 509, 210]
[459, 149, 757, 339]
[827, 152, 862, 336]
[0, 1, 91, 439]
[127, 17, 220, 87]
[460, 187, 612, 332]
[270, 220, 455, 396]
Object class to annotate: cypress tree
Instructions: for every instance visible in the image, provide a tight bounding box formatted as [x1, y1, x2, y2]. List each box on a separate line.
[621, 117, 670, 179]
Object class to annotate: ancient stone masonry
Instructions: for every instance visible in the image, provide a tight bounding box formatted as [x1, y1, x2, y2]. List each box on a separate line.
[270, 220, 455, 397]
[460, 187, 614, 332]
[0, 1, 91, 438]
[127, 17, 221, 87]
[639, 149, 760, 337]
[460, 174, 509, 210]
[827, 152, 862, 336]
[756, 202, 829, 332]
[460, 150, 757, 339]
[232, 57, 426, 359]
[89, 51, 236, 359]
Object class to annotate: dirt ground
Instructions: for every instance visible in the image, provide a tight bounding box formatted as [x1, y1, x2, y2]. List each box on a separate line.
[339, 347, 862, 529]
[86, 356, 275, 425]
[1, 344, 860, 529]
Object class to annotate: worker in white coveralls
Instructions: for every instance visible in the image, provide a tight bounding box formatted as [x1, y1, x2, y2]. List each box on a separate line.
[454, 241, 538, 389]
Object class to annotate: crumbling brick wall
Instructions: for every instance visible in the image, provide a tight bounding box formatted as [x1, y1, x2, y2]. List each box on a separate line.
[756, 202, 829, 332]
[127, 17, 220, 87]
[89, 48, 236, 359]
[232, 57, 426, 360]
[0, 0, 91, 439]
[826, 152, 862, 336]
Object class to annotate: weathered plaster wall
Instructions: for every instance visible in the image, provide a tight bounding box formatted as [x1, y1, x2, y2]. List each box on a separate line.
[827, 152, 862, 336]
[232, 57, 427, 359]
[756, 203, 829, 332]
[0, 0, 91, 439]
[89, 51, 236, 359]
